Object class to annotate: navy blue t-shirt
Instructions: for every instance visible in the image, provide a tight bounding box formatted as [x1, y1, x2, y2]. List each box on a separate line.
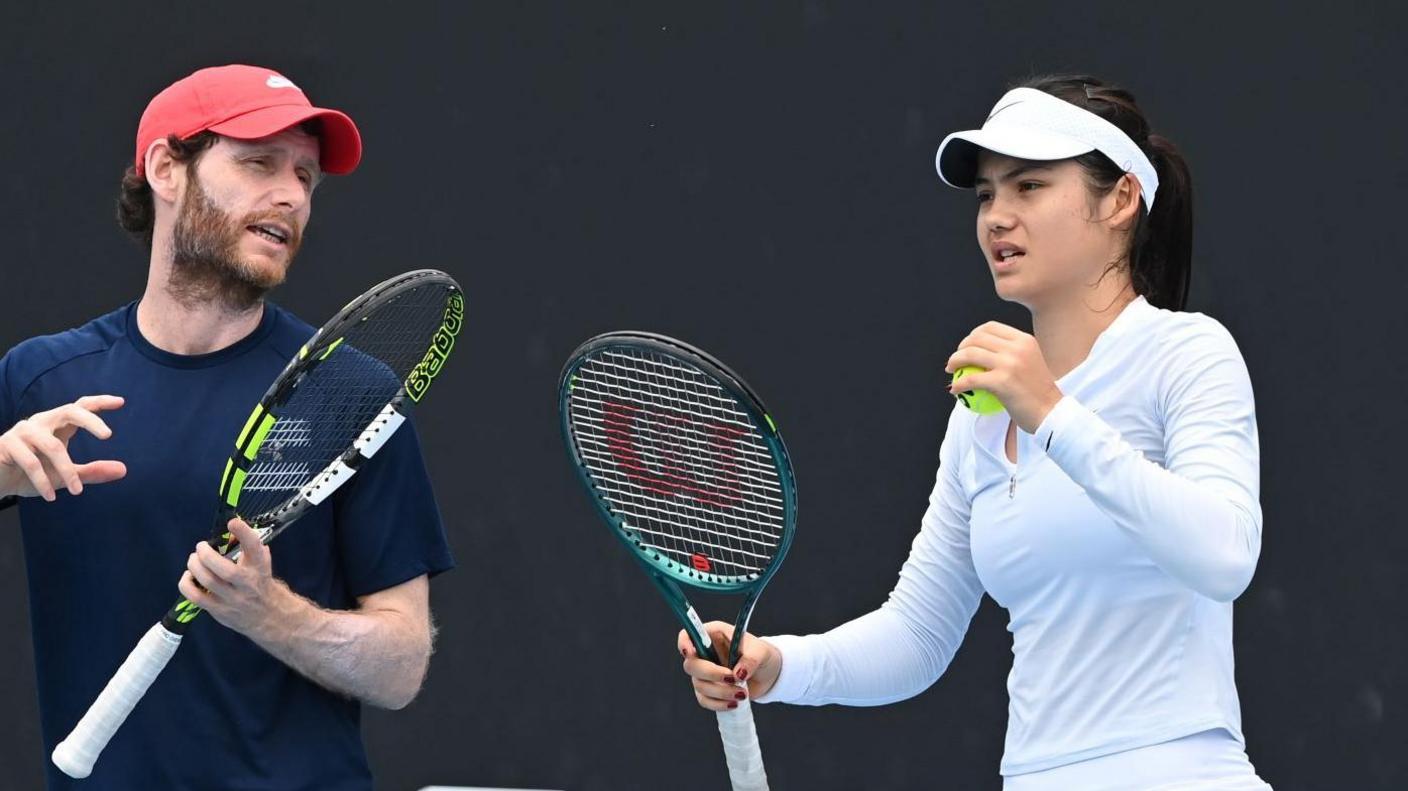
[0, 301, 455, 790]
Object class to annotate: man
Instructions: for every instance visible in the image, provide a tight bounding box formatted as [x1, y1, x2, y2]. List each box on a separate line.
[0, 64, 454, 789]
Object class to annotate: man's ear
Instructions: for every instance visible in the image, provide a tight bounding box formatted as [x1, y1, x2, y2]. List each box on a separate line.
[144, 139, 184, 206]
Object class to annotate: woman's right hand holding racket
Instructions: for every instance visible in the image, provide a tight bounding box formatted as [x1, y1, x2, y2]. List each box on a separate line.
[0, 395, 126, 501]
[678, 622, 783, 711]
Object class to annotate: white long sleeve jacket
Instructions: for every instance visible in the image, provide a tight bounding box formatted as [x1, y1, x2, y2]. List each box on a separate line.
[758, 296, 1262, 776]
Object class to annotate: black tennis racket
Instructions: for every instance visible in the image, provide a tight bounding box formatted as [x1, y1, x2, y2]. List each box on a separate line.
[559, 332, 798, 791]
[52, 269, 464, 779]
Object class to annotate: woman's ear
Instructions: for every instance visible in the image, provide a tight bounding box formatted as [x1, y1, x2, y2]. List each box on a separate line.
[1107, 172, 1144, 232]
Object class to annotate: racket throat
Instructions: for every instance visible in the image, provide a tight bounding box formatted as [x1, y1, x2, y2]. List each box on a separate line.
[683, 605, 712, 655]
[729, 593, 761, 667]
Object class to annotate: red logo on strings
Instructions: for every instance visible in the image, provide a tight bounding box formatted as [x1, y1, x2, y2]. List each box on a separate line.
[691, 553, 712, 572]
[602, 399, 746, 508]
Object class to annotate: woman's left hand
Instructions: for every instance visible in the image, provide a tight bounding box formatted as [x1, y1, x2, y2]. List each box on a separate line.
[944, 322, 1065, 434]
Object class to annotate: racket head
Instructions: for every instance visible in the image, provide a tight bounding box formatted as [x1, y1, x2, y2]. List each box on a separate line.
[213, 268, 464, 545]
[559, 332, 798, 598]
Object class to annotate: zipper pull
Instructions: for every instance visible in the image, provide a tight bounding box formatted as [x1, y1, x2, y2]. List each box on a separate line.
[1009, 474, 1016, 499]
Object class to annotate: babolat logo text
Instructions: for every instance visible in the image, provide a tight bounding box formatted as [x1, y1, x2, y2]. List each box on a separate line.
[406, 292, 464, 402]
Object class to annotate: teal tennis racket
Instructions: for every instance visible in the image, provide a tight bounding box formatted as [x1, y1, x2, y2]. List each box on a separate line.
[559, 332, 798, 791]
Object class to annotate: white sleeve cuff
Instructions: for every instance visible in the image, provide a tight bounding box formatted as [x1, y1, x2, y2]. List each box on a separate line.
[1033, 394, 1092, 460]
[752, 634, 815, 704]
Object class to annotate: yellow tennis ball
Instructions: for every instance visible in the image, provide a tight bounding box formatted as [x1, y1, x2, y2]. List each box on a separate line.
[951, 366, 1005, 415]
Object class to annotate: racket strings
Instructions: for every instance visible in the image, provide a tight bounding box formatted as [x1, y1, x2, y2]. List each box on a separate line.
[236, 285, 454, 518]
[569, 348, 785, 581]
[571, 400, 782, 502]
[576, 356, 779, 508]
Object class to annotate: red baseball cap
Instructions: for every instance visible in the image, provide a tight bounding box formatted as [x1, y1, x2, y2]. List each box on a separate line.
[134, 64, 362, 177]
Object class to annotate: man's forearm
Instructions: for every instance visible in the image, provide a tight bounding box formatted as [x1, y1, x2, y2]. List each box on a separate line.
[246, 581, 432, 709]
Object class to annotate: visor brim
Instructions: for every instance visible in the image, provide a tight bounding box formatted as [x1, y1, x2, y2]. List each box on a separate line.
[935, 127, 1094, 188]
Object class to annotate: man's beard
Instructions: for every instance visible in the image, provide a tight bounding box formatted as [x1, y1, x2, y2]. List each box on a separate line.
[168, 168, 303, 312]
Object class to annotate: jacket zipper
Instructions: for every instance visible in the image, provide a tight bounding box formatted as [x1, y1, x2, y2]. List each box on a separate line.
[1009, 428, 1018, 498]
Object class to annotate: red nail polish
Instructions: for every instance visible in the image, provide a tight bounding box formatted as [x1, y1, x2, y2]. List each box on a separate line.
[727, 701, 738, 709]
[723, 675, 736, 684]
[737, 668, 749, 681]
[734, 690, 746, 700]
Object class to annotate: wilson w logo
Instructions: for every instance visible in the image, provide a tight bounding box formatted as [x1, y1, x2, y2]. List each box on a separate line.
[601, 399, 747, 509]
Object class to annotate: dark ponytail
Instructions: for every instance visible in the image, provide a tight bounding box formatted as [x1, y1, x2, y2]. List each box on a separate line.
[1014, 75, 1194, 311]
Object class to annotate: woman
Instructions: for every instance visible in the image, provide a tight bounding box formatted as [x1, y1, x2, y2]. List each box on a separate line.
[679, 75, 1271, 789]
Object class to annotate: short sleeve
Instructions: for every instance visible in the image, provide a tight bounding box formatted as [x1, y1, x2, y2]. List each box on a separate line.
[331, 418, 455, 597]
[0, 350, 17, 511]
[0, 349, 15, 430]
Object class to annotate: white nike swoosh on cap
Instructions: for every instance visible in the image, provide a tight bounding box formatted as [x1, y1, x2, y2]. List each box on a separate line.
[985, 99, 1025, 122]
[266, 75, 299, 90]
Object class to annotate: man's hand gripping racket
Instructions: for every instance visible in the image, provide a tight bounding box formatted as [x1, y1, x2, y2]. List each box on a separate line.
[560, 332, 798, 791]
[52, 269, 464, 779]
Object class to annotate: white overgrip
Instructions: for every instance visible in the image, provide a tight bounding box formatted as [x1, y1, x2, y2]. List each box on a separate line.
[716, 694, 768, 791]
[52, 622, 183, 779]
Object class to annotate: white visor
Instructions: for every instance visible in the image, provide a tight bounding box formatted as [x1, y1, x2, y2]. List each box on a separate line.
[935, 87, 1158, 211]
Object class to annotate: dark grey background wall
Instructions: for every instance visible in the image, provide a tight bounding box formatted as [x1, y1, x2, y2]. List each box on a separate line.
[2, 3, 1403, 789]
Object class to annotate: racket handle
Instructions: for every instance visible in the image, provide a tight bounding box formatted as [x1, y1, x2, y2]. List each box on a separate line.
[52, 622, 183, 779]
[716, 695, 768, 791]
